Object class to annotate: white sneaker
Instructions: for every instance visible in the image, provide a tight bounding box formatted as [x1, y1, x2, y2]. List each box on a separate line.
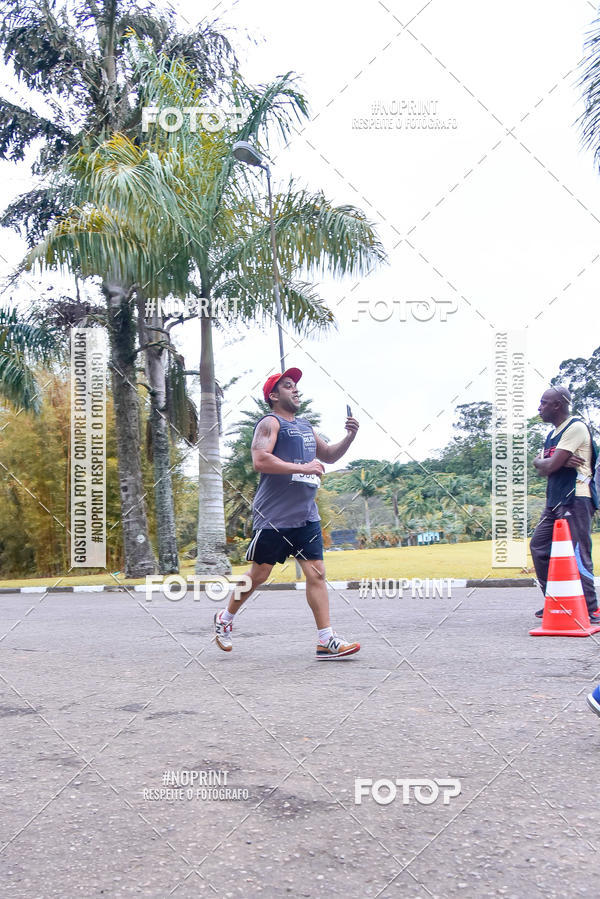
[315, 634, 360, 660]
[214, 610, 233, 652]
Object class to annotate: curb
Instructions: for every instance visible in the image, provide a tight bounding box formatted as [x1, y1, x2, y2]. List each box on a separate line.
[0, 577, 541, 596]
[465, 578, 537, 588]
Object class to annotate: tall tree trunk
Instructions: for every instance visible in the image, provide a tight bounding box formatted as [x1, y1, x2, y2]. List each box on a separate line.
[104, 281, 156, 577]
[195, 313, 231, 575]
[393, 492, 399, 530]
[138, 302, 179, 574]
[364, 496, 371, 540]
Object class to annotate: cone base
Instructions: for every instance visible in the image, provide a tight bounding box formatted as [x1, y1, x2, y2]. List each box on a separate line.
[530, 624, 600, 637]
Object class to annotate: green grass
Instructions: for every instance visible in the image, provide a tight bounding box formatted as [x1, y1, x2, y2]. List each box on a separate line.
[3, 535, 600, 588]
[231, 533, 600, 582]
[231, 539, 536, 582]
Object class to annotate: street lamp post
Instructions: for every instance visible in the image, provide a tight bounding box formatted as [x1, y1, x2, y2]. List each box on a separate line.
[232, 140, 286, 372]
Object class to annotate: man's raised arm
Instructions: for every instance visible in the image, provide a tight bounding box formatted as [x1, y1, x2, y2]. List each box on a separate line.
[314, 416, 359, 464]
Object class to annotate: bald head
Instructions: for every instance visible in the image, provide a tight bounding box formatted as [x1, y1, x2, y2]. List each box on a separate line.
[538, 386, 571, 424]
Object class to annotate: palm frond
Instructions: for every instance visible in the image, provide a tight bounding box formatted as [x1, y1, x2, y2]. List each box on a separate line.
[214, 184, 386, 286]
[0, 306, 59, 412]
[0, 350, 41, 411]
[68, 136, 209, 244]
[212, 277, 334, 333]
[0, 97, 72, 163]
[26, 204, 194, 298]
[579, 14, 600, 163]
[235, 72, 309, 145]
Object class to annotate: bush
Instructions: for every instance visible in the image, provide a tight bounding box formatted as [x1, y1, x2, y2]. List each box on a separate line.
[356, 529, 405, 549]
[180, 541, 197, 560]
[226, 536, 248, 566]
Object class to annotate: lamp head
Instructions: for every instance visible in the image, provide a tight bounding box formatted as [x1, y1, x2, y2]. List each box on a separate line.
[232, 140, 265, 168]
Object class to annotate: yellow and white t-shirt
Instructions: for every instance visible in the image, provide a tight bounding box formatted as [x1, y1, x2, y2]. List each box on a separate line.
[553, 416, 592, 498]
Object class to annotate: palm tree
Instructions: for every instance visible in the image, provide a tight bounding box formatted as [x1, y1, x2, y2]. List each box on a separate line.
[0, 4, 236, 577]
[0, 307, 59, 412]
[27, 42, 386, 575]
[0, 1, 236, 239]
[420, 512, 444, 533]
[187, 110, 386, 572]
[137, 307, 189, 574]
[403, 486, 430, 523]
[381, 461, 405, 529]
[347, 468, 379, 540]
[127, 43, 385, 574]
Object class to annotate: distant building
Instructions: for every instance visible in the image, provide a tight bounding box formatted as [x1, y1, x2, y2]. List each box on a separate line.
[417, 531, 442, 545]
[330, 528, 358, 547]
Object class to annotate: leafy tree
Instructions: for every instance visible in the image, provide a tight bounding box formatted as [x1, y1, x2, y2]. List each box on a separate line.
[453, 401, 492, 440]
[550, 346, 600, 432]
[435, 401, 492, 477]
[346, 458, 383, 472]
[0, 370, 121, 575]
[0, 365, 193, 577]
[0, 306, 59, 411]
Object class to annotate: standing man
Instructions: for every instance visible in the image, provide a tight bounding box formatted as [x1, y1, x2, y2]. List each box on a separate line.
[530, 386, 600, 622]
[214, 367, 361, 659]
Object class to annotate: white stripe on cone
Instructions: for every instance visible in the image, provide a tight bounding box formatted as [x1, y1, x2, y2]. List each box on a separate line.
[545, 579, 584, 597]
[550, 540, 575, 557]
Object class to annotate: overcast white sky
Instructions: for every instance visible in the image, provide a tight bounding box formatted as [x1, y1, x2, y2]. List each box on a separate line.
[2, 0, 600, 468]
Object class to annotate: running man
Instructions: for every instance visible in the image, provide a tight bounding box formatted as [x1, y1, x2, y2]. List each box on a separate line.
[214, 367, 361, 659]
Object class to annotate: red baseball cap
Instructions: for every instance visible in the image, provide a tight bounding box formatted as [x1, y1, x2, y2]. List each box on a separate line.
[262, 367, 303, 403]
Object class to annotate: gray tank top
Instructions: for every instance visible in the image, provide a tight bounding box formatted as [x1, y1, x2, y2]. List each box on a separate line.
[252, 414, 321, 530]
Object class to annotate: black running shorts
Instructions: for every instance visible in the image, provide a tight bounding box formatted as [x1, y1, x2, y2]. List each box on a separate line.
[245, 520, 324, 566]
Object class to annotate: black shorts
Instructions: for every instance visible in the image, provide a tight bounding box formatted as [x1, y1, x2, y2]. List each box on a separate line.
[245, 520, 324, 566]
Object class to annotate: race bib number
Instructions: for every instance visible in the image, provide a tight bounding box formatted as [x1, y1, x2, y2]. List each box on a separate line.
[291, 472, 321, 488]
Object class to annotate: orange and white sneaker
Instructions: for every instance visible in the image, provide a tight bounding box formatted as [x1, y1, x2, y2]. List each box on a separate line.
[315, 634, 360, 660]
[214, 610, 233, 652]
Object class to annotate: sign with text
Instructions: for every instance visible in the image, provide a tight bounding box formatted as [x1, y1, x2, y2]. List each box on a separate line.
[70, 328, 106, 567]
[492, 331, 527, 567]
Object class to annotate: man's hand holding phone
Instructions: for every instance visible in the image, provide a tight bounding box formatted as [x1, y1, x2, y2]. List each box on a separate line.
[345, 404, 359, 439]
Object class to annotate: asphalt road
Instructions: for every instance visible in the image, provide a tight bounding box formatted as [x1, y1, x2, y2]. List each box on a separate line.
[1, 585, 600, 898]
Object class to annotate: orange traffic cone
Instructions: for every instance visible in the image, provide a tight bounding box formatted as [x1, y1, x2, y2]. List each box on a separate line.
[530, 518, 600, 637]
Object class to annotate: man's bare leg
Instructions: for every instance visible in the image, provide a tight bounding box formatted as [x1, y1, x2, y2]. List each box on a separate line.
[298, 557, 360, 658]
[214, 562, 273, 652]
[226, 562, 273, 614]
[298, 558, 330, 629]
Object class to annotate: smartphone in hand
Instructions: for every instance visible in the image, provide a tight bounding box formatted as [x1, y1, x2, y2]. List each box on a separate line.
[346, 404, 352, 418]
